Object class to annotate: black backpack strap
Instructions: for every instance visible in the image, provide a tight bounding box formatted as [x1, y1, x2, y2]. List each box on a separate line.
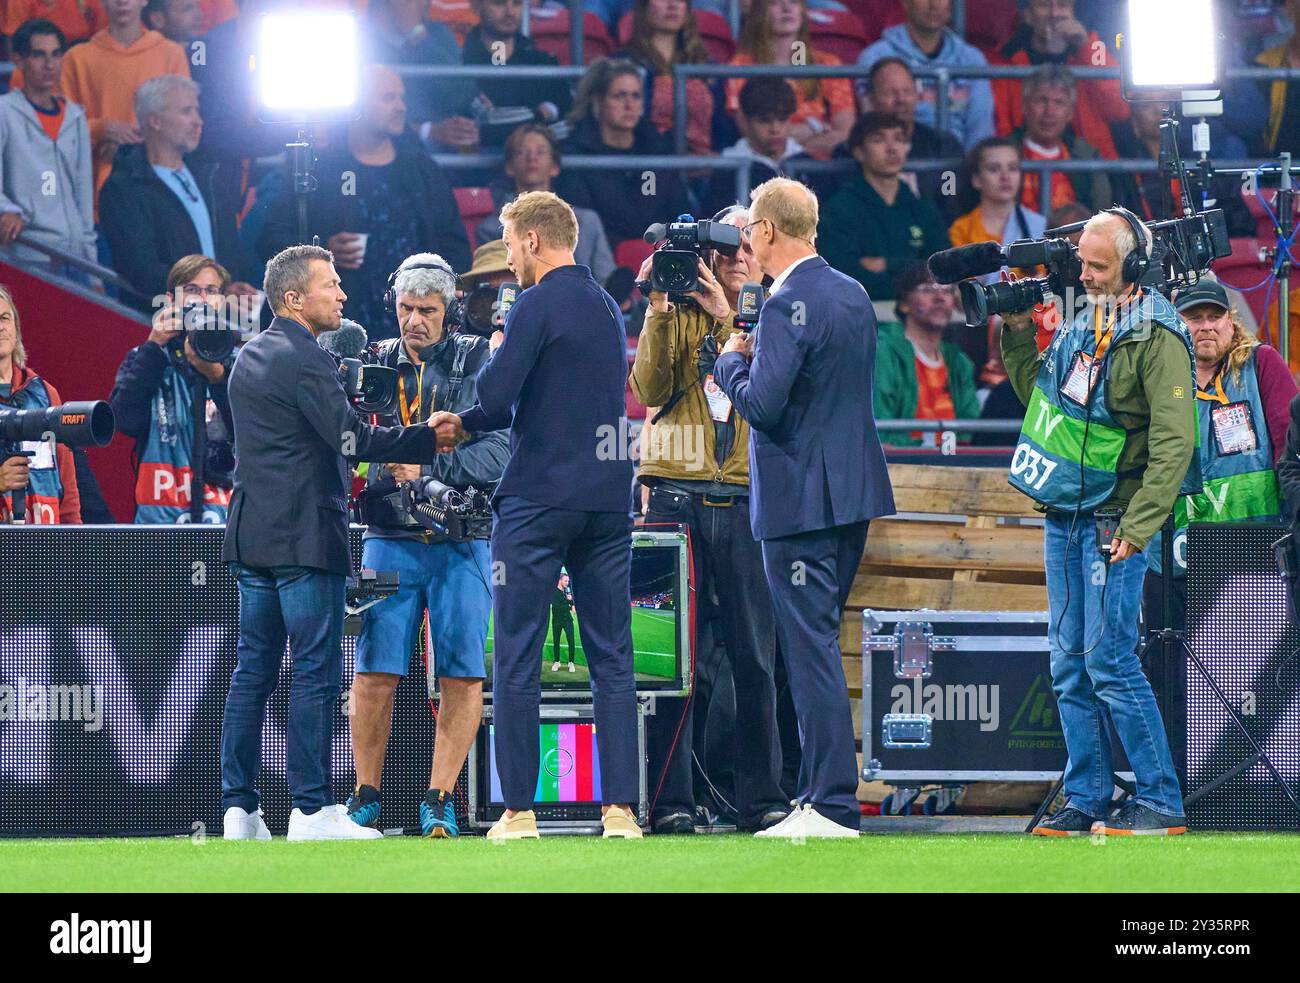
[442, 334, 478, 410]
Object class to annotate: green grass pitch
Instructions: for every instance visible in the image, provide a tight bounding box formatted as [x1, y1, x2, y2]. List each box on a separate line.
[4, 833, 1299, 892]
[484, 606, 679, 683]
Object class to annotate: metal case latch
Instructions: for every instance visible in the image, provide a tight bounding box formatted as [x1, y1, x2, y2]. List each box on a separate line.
[865, 621, 955, 679]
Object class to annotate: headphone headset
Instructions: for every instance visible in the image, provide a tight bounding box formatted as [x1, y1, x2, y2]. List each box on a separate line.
[1104, 205, 1153, 286]
[383, 259, 464, 331]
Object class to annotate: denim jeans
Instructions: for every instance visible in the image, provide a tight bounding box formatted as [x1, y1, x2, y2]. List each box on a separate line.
[1044, 512, 1185, 817]
[221, 563, 346, 813]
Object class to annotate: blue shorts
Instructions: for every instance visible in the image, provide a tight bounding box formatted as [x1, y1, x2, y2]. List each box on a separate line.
[355, 536, 492, 679]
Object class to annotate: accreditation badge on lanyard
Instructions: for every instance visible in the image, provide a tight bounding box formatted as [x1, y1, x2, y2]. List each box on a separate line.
[1060, 304, 1118, 408]
[1212, 401, 1258, 456]
[703, 373, 732, 423]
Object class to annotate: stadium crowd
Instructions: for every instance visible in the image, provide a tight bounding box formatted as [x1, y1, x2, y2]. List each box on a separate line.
[4, 0, 1300, 521]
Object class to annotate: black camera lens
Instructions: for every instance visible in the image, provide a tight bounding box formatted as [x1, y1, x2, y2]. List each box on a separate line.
[651, 249, 699, 295]
[182, 302, 237, 363]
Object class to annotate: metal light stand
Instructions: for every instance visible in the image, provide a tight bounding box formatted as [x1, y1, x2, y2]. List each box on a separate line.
[287, 126, 316, 246]
[1277, 153, 1293, 367]
[1142, 515, 1300, 820]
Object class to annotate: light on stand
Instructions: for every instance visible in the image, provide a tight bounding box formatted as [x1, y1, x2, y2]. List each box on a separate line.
[253, 10, 361, 245]
[1122, 0, 1220, 97]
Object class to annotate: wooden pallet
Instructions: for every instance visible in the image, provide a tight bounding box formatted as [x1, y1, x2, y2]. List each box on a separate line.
[840, 464, 1047, 698]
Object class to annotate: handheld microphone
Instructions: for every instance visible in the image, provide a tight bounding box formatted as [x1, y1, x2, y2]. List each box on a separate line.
[734, 281, 765, 332]
[318, 319, 369, 359]
[927, 241, 1007, 284]
[493, 282, 519, 327]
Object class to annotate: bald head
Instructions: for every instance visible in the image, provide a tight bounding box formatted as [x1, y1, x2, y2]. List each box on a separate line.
[358, 64, 406, 138]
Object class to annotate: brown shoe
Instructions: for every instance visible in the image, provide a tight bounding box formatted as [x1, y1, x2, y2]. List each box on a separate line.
[601, 804, 643, 839]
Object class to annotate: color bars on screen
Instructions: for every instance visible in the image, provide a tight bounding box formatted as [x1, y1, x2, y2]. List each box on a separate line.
[488, 723, 603, 803]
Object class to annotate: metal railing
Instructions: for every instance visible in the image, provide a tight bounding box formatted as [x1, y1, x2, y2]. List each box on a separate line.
[2, 234, 151, 326]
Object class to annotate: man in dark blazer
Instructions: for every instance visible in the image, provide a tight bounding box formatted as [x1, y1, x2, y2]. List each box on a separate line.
[430, 191, 642, 841]
[219, 244, 443, 842]
[713, 177, 896, 838]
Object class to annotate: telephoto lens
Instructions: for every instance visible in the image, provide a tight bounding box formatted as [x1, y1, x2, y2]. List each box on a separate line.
[0, 400, 115, 447]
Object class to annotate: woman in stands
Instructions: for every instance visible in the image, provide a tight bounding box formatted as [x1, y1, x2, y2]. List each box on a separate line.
[558, 57, 691, 247]
[725, 0, 854, 159]
[0, 285, 82, 524]
[617, 0, 715, 156]
[948, 136, 1046, 258]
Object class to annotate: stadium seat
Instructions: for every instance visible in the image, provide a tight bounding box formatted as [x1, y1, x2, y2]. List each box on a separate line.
[527, 7, 615, 64]
[1244, 190, 1278, 243]
[615, 10, 736, 63]
[613, 238, 655, 273]
[806, 9, 870, 65]
[838, 0, 904, 46]
[453, 186, 496, 246]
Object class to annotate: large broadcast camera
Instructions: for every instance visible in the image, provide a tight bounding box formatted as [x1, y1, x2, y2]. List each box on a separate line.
[929, 115, 1233, 327]
[642, 215, 741, 297]
[317, 319, 400, 415]
[401, 476, 494, 543]
[0, 400, 114, 523]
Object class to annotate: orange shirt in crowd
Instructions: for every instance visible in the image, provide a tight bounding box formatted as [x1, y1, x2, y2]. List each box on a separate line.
[1020, 139, 1076, 213]
[36, 97, 67, 141]
[725, 49, 854, 159]
[59, 27, 191, 203]
[915, 354, 955, 421]
[650, 74, 714, 157]
[427, 0, 478, 43]
[2, 0, 105, 43]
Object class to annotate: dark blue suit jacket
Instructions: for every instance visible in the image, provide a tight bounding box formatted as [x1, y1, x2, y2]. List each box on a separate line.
[222, 316, 442, 575]
[459, 265, 633, 513]
[713, 256, 895, 541]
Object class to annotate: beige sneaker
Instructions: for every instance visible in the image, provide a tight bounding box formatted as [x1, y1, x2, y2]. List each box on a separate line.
[487, 810, 540, 840]
[601, 804, 643, 839]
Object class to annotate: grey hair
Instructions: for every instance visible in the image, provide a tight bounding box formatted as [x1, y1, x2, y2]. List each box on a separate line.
[1083, 210, 1152, 266]
[713, 204, 749, 224]
[134, 74, 199, 127]
[264, 244, 333, 313]
[1024, 64, 1077, 103]
[392, 253, 457, 306]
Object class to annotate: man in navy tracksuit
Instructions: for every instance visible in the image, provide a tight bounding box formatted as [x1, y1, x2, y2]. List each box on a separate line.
[431, 190, 642, 840]
[714, 178, 895, 838]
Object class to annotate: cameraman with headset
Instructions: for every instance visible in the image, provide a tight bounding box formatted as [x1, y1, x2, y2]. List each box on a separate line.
[1001, 208, 1196, 837]
[348, 253, 508, 838]
[629, 205, 791, 835]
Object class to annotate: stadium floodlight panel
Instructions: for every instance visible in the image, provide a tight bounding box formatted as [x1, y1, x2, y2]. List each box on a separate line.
[256, 11, 359, 120]
[1125, 0, 1220, 92]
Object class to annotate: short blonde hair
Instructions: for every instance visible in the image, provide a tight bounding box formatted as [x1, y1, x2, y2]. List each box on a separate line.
[499, 190, 579, 252]
[749, 177, 818, 244]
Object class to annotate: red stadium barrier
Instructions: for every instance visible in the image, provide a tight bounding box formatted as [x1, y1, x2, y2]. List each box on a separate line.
[0, 263, 146, 522]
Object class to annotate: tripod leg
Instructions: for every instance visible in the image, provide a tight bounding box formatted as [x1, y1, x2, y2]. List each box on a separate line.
[1025, 774, 1064, 833]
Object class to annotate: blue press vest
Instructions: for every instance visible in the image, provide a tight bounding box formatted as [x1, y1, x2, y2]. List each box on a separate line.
[1008, 290, 1200, 512]
[0, 374, 65, 523]
[1150, 348, 1282, 575]
[133, 363, 230, 524]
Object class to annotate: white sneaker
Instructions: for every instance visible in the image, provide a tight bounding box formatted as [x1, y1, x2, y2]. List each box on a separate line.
[287, 804, 383, 840]
[755, 804, 810, 838]
[800, 807, 860, 838]
[552, 662, 561, 671]
[567, 662, 576, 673]
[223, 805, 271, 840]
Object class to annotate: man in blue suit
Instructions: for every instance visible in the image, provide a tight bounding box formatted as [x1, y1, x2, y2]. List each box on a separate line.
[430, 191, 642, 841]
[713, 177, 896, 838]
